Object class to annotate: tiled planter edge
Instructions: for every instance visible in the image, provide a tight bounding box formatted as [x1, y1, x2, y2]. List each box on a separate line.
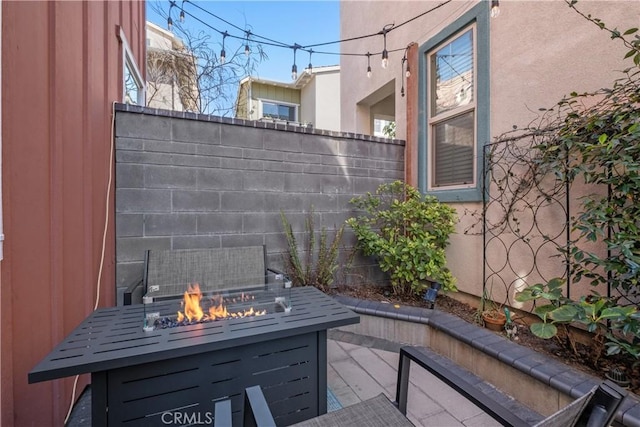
[333, 295, 640, 427]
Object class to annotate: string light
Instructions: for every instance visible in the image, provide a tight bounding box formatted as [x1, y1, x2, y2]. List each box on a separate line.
[380, 24, 393, 69]
[168, 0, 454, 79]
[401, 56, 406, 97]
[403, 45, 411, 78]
[220, 31, 228, 64]
[167, 1, 175, 30]
[179, 0, 186, 23]
[491, 0, 500, 18]
[244, 30, 251, 56]
[291, 44, 300, 80]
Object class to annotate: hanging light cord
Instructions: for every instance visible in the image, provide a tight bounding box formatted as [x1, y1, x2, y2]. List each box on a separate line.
[168, 0, 453, 59]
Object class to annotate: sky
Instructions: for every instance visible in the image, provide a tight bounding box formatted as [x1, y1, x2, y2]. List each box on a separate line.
[147, 1, 341, 82]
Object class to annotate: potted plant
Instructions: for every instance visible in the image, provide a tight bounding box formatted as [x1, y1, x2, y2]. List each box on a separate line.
[477, 285, 507, 331]
[482, 307, 507, 331]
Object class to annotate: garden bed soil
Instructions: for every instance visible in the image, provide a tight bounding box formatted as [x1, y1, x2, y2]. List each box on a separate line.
[329, 284, 639, 395]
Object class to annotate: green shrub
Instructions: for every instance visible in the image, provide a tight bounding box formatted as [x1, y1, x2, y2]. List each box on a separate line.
[516, 278, 639, 366]
[346, 181, 457, 296]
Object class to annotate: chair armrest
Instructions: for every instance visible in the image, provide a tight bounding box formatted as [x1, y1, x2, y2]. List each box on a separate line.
[213, 399, 232, 427]
[397, 346, 528, 427]
[244, 385, 276, 427]
[580, 380, 626, 427]
[123, 279, 143, 305]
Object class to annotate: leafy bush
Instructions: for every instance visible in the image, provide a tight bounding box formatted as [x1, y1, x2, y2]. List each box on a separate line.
[280, 208, 345, 292]
[346, 181, 457, 296]
[516, 278, 639, 366]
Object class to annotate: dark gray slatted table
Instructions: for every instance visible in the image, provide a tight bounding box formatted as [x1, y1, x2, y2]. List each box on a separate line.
[29, 286, 359, 426]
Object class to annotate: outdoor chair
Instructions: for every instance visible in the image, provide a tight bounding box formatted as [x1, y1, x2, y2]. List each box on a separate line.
[123, 246, 285, 305]
[229, 345, 626, 427]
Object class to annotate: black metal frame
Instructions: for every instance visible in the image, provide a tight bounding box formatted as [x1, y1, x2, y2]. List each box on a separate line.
[396, 346, 626, 427]
[396, 346, 528, 426]
[481, 140, 571, 307]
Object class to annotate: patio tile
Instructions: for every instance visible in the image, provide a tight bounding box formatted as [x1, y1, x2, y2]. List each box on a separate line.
[463, 411, 503, 427]
[349, 347, 398, 388]
[406, 382, 445, 419]
[333, 339, 362, 354]
[330, 357, 387, 401]
[371, 347, 399, 369]
[413, 409, 465, 427]
[413, 370, 489, 422]
[327, 364, 361, 408]
[327, 339, 350, 362]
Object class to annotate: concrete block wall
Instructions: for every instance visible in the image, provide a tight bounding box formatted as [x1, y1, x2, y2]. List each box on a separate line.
[114, 104, 405, 304]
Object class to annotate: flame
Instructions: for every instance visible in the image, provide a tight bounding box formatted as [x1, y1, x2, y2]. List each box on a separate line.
[208, 294, 228, 319]
[176, 283, 266, 324]
[177, 284, 205, 322]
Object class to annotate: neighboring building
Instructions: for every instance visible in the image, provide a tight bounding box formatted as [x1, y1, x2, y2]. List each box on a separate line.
[236, 65, 341, 131]
[2, 1, 145, 425]
[146, 21, 199, 112]
[339, 1, 637, 303]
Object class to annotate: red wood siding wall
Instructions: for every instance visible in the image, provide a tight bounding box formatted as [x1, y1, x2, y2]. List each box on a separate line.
[1, 1, 145, 425]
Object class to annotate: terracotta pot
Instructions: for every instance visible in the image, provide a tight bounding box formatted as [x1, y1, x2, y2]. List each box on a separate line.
[482, 311, 506, 332]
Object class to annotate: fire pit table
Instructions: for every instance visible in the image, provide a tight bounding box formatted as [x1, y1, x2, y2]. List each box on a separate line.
[29, 286, 359, 426]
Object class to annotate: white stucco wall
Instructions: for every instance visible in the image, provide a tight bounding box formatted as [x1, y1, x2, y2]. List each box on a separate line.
[300, 68, 341, 131]
[300, 77, 316, 126]
[146, 21, 177, 50]
[312, 70, 341, 131]
[340, 0, 640, 301]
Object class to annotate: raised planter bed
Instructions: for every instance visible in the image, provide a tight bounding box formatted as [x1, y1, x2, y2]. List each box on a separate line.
[332, 295, 640, 427]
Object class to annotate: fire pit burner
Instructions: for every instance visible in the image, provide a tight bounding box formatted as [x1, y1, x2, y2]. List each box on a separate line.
[143, 281, 292, 331]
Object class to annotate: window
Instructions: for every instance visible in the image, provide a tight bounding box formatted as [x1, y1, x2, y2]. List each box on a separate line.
[260, 100, 298, 122]
[118, 27, 145, 105]
[429, 28, 475, 188]
[373, 116, 395, 138]
[418, 3, 489, 202]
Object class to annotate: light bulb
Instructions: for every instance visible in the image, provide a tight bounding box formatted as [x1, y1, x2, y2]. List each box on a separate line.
[167, 16, 173, 31]
[367, 66, 372, 78]
[308, 63, 313, 72]
[291, 64, 298, 80]
[179, 10, 185, 23]
[220, 49, 226, 64]
[245, 44, 250, 56]
[491, 0, 500, 18]
[405, 65, 411, 78]
[381, 50, 389, 69]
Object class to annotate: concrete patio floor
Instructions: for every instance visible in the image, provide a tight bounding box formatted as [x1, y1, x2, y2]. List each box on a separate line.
[327, 330, 501, 427]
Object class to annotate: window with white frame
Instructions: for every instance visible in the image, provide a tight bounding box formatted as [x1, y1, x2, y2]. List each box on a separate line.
[260, 100, 298, 122]
[428, 27, 475, 189]
[118, 27, 145, 105]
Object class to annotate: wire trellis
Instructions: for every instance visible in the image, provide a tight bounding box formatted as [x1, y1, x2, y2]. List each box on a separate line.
[481, 137, 571, 308]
